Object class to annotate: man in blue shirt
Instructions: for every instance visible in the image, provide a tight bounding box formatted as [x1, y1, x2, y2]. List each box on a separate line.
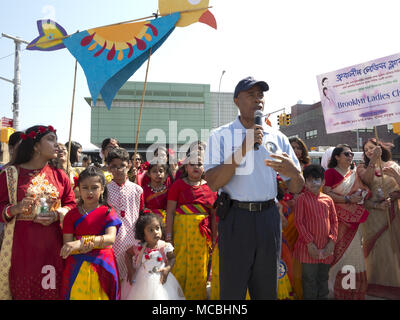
[204, 76, 304, 299]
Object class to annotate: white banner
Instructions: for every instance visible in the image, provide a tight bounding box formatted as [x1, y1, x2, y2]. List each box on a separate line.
[317, 52, 400, 134]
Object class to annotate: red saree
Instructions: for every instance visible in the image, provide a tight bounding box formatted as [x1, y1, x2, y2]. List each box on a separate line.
[167, 179, 217, 299]
[61, 206, 122, 300]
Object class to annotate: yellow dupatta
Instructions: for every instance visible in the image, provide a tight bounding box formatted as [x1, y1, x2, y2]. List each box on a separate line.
[0, 166, 18, 300]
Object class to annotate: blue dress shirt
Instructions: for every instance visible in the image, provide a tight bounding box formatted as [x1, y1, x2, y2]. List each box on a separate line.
[204, 116, 300, 202]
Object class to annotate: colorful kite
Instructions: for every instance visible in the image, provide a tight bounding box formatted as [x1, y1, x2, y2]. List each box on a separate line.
[27, 0, 217, 109]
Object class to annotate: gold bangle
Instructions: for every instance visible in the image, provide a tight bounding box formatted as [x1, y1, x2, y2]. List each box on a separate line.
[90, 235, 95, 246]
[3, 205, 14, 222]
[99, 235, 104, 248]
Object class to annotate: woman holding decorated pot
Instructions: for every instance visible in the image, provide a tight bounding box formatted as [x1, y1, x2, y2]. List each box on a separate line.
[0, 125, 76, 300]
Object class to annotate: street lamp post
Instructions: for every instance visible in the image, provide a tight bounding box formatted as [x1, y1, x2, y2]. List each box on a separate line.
[217, 70, 226, 127]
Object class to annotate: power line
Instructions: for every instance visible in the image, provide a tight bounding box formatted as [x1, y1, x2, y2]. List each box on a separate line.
[0, 48, 27, 61]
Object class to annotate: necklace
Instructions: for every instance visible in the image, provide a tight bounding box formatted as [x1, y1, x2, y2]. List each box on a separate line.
[148, 183, 166, 193]
[186, 178, 202, 187]
[80, 205, 98, 216]
[335, 166, 349, 177]
[26, 168, 42, 177]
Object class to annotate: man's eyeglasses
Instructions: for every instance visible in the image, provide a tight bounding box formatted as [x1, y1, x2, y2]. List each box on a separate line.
[342, 151, 354, 157]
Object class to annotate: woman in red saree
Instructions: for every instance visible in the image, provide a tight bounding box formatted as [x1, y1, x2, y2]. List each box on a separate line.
[0, 125, 76, 300]
[323, 145, 370, 300]
[61, 166, 121, 300]
[165, 153, 217, 300]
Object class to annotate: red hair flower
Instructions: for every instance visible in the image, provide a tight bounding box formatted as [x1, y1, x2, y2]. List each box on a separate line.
[141, 161, 150, 171]
[283, 193, 294, 201]
[28, 131, 37, 139]
[144, 254, 150, 260]
[20, 133, 28, 141]
[37, 126, 47, 134]
[48, 125, 56, 133]
[73, 176, 79, 190]
[157, 257, 163, 262]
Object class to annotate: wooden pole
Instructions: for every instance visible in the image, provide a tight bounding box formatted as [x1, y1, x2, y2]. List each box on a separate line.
[133, 46, 153, 183]
[66, 59, 78, 176]
[374, 126, 396, 253]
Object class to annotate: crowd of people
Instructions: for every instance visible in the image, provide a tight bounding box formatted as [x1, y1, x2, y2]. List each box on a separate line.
[1, 76, 400, 300]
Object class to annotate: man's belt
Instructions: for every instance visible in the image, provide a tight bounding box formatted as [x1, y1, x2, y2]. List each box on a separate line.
[231, 199, 275, 212]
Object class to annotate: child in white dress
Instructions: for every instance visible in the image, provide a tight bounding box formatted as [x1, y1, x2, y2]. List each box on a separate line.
[125, 213, 185, 300]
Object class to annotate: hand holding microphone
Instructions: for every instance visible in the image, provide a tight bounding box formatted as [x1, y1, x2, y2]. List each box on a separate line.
[239, 110, 264, 158]
[253, 110, 264, 150]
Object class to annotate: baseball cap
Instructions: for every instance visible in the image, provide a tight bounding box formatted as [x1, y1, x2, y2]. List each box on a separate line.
[233, 76, 269, 98]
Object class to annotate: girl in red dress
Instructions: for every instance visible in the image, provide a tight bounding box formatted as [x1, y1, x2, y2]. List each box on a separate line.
[142, 163, 169, 220]
[60, 166, 121, 300]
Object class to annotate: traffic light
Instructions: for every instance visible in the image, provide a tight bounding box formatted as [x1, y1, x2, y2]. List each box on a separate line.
[277, 113, 284, 126]
[285, 114, 291, 126]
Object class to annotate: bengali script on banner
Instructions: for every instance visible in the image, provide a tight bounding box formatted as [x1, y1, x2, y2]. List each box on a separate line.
[317, 52, 400, 134]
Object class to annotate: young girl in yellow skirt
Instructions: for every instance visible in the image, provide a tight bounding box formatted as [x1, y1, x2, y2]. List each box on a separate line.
[165, 152, 217, 300]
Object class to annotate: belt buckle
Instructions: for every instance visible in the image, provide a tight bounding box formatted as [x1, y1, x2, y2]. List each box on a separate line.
[249, 202, 260, 212]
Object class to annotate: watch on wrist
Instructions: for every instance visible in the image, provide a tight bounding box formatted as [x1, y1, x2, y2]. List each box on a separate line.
[344, 195, 350, 203]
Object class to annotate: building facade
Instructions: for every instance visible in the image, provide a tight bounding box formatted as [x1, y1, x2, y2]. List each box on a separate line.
[280, 102, 400, 161]
[85, 81, 237, 159]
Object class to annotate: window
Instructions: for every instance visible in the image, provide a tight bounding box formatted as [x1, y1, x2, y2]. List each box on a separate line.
[388, 124, 393, 133]
[357, 127, 374, 133]
[305, 130, 317, 139]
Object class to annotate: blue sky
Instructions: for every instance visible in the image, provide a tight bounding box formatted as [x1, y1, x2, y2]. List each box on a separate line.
[1, 0, 400, 148]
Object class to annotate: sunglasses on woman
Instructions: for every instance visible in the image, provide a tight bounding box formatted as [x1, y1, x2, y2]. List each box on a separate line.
[342, 151, 354, 157]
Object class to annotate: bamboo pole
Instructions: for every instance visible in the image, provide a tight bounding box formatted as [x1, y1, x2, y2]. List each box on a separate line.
[373, 126, 396, 253]
[133, 46, 153, 183]
[66, 59, 78, 176]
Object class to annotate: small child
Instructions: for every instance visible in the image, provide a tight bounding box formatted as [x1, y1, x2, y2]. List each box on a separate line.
[105, 148, 144, 298]
[142, 163, 169, 221]
[60, 166, 121, 300]
[125, 213, 185, 300]
[293, 164, 338, 300]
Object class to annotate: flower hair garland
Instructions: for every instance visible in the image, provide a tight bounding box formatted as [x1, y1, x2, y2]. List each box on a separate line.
[20, 125, 57, 141]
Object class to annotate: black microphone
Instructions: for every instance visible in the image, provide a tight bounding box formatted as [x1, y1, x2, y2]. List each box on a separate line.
[254, 110, 264, 150]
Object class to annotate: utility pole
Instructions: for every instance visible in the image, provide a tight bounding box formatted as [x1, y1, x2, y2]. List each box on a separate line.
[0, 33, 29, 130]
